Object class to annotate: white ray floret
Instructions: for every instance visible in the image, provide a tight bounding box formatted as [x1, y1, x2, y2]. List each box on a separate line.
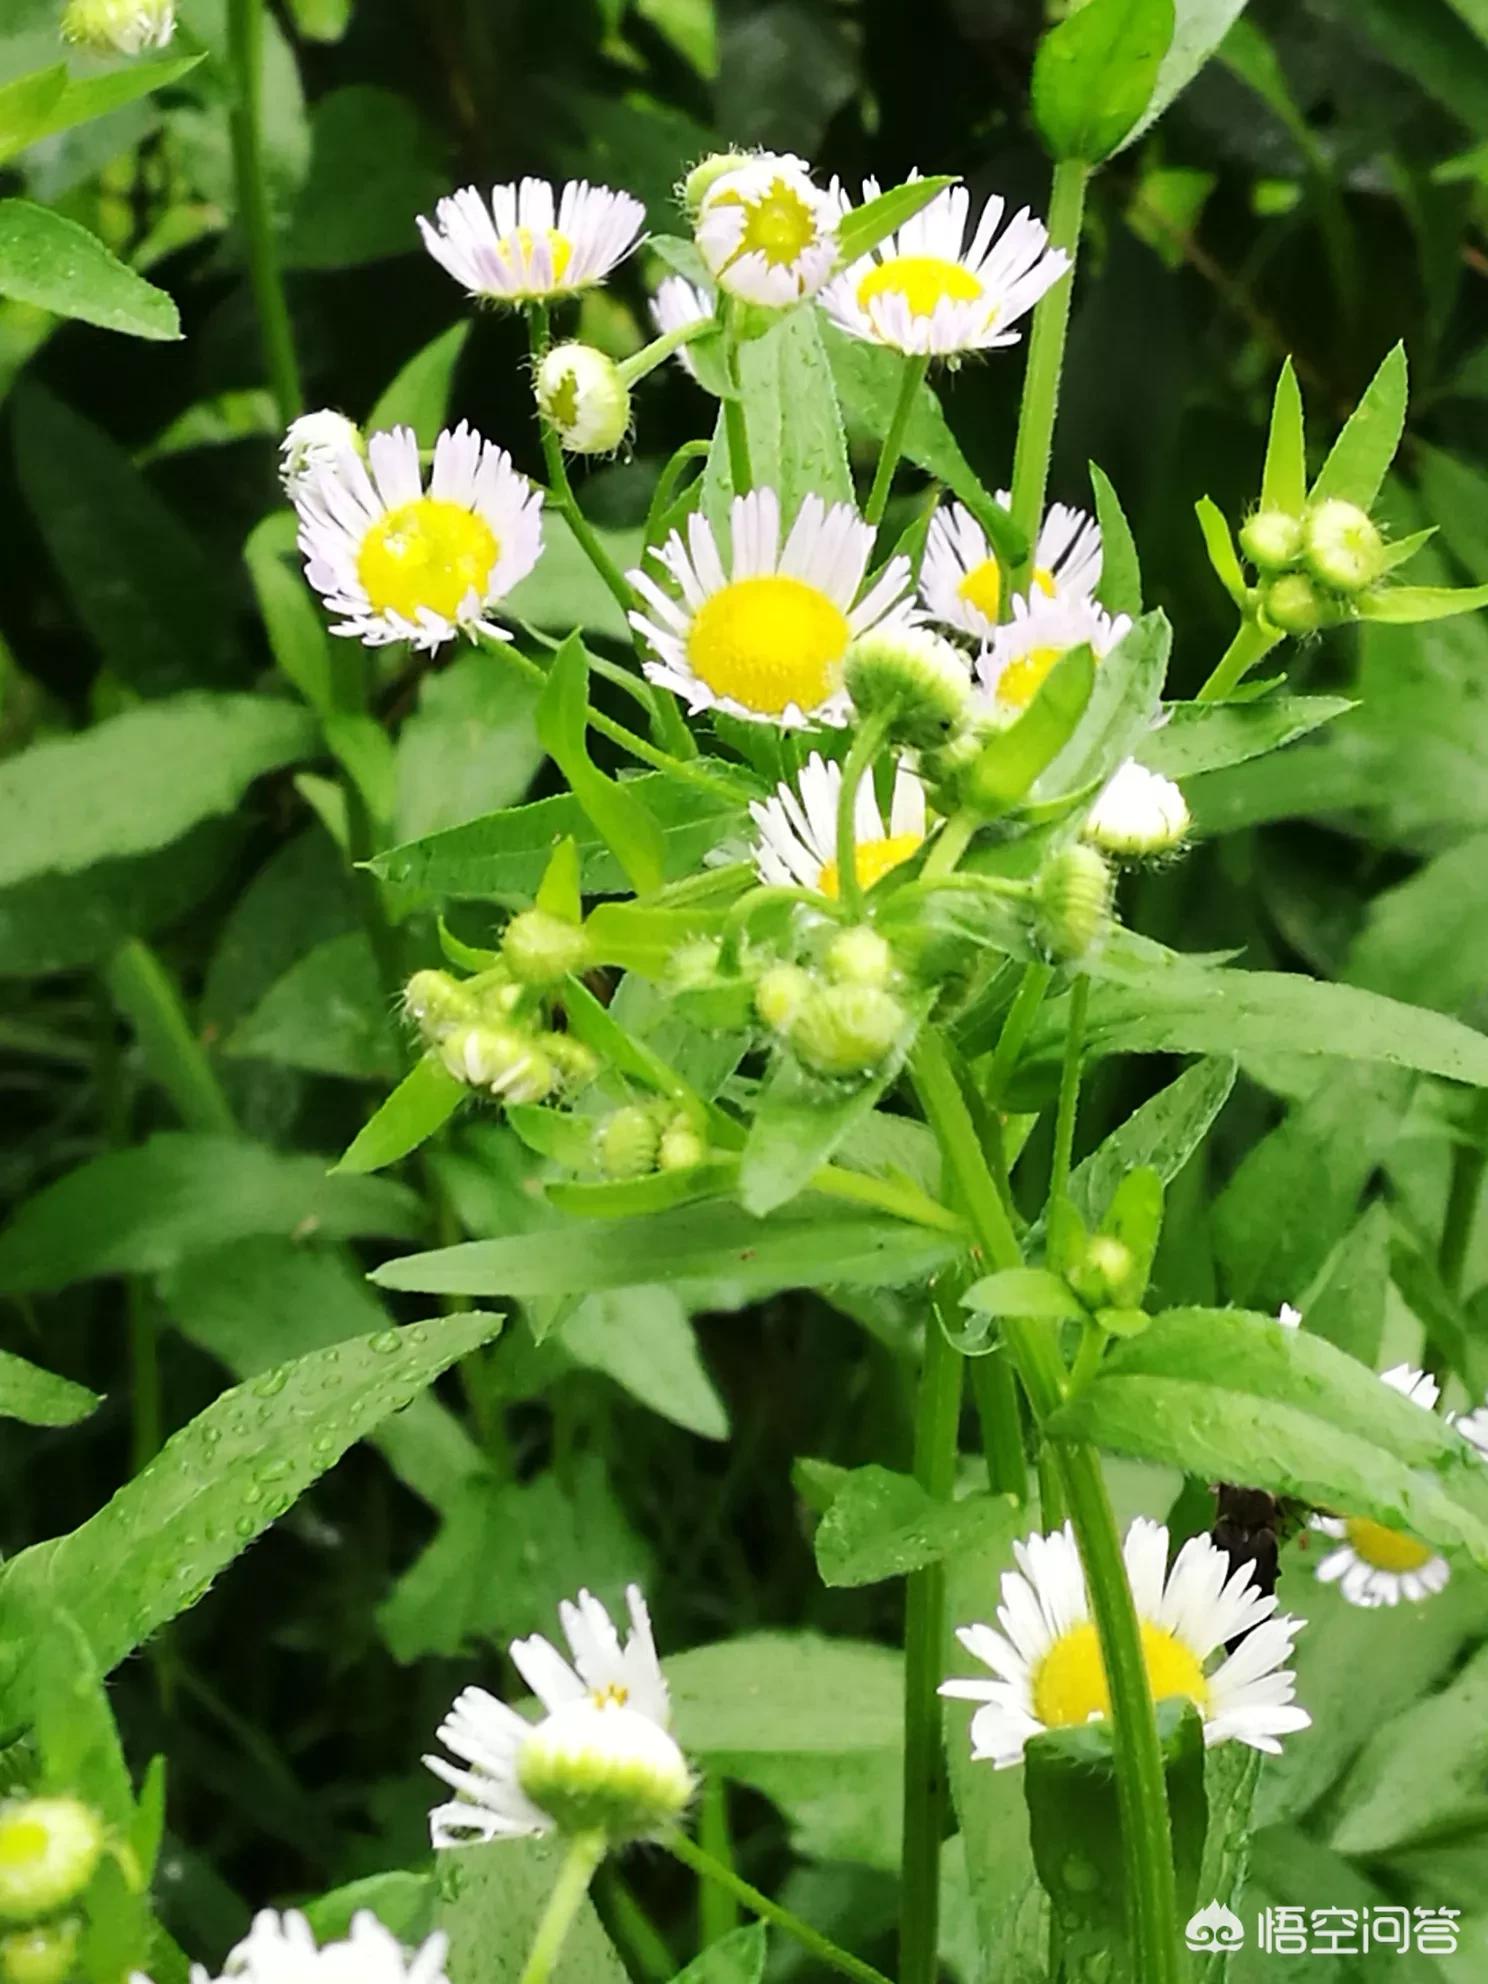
[649, 275, 715, 381]
[821, 179, 1070, 356]
[941, 1519, 1310, 1768]
[419, 177, 646, 303]
[185, 1910, 449, 1984]
[1083, 760, 1190, 858]
[293, 423, 543, 652]
[426, 1585, 690, 1846]
[977, 593, 1133, 718]
[695, 153, 843, 306]
[1277, 1302, 1303, 1330]
[749, 753, 928, 896]
[628, 488, 915, 728]
[1455, 1399, 1488, 1456]
[1311, 1366, 1453, 1607]
[921, 496, 1102, 642]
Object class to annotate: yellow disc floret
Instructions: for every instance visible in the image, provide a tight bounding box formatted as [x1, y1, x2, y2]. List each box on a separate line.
[357, 499, 499, 624]
[957, 558, 1003, 624]
[720, 178, 821, 267]
[495, 226, 573, 286]
[818, 832, 924, 899]
[686, 576, 849, 715]
[1033, 1620, 1210, 1731]
[996, 644, 1062, 711]
[859, 255, 985, 320]
[1343, 1518, 1435, 1575]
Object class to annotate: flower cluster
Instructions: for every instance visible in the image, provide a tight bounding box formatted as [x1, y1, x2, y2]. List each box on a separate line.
[403, 959, 597, 1109]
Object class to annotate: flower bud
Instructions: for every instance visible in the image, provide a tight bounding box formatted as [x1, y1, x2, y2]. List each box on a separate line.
[1082, 760, 1190, 860]
[536, 344, 631, 455]
[843, 626, 971, 749]
[60, 0, 175, 55]
[754, 963, 813, 1033]
[542, 1033, 599, 1093]
[1238, 509, 1303, 573]
[502, 909, 590, 987]
[278, 409, 363, 499]
[595, 1105, 663, 1180]
[658, 1114, 708, 1172]
[681, 153, 754, 214]
[1302, 498, 1386, 595]
[824, 926, 894, 988]
[403, 969, 477, 1044]
[516, 1700, 693, 1842]
[1069, 1234, 1136, 1310]
[1261, 571, 1329, 636]
[440, 1025, 554, 1104]
[0, 1801, 103, 1926]
[1, 1922, 79, 1984]
[1034, 845, 1112, 964]
[788, 984, 906, 1079]
[666, 938, 724, 991]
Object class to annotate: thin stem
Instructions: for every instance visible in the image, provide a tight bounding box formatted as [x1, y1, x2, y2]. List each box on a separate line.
[970, 1353, 1027, 1499]
[810, 1163, 965, 1236]
[104, 940, 235, 1135]
[722, 301, 752, 492]
[983, 961, 1054, 1106]
[1007, 160, 1090, 590]
[617, 317, 714, 388]
[921, 809, 977, 882]
[836, 712, 891, 918]
[643, 439, 710, 552]
[227, 0, 302, 423]
[697, 1778, 740, 1945]
[1441, 1092, 1488, 1297]
[1049, 973, 1090, 1215]
[518, 1833, 607, 1984]
[665, 1833, 893, 1984]
[599, 1872, 674, 1983]
[1195, 617, 1282, 702]
[899, 1295, 964, 1984]
[865, 354, 930, 529]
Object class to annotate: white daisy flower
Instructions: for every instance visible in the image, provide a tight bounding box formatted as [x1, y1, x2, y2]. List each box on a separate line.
[61, 0, 175, 54]
[940, 1519, 1310, 1768]
[921, 496, 1102, 642]
[649, 275, 715, 382]
[821, 180, 1070, 358]
[1311, 1365, 1452, 1607]
[977, 593, 1133, 719]
[279, 410, 363, 501]
[418, 178, 646, 305]
[1083, 760, 1190, 858]
[695, 153, 843, 306]
[749, 752, 928, 897]
[293, 422, 543, 652]
[184, 1913, 449, 1984]
[628, 488, 914, 728]
[426, 1585, 692, 1846]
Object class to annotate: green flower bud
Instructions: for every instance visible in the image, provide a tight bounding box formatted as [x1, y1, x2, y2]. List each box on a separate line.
[502, 909, 591, 987]
[542, 1033, 600, 1092]
[754, 963, 813, 1033]
[824, 926, 894, 988]
[788, 984, 906, 1079]
[657, 1114, 708, 1172]
[1068, 1234, 1136, 1310]
[1082, 761, 1190, 860]
[1238, 508, 1303, 573]
[1035, 845, 1112, 964]
[61, 0, 175, 55]
[842, 625, 971, 749]
[666, 938, 724, 991]
[440, 1025, 554, 1104]
[403, 970, 476, 1044]
[595, 1105, 663, 1180]
[536, 344, 632, 455]
[0, 1801, 103, 1926]
[1, 1921, 79, 1984]
[1262, 571, 1329, 636]
[517, 1700, 693, 1842]
[1302, 498, 1386, 595]
[681, 153, 754, 214]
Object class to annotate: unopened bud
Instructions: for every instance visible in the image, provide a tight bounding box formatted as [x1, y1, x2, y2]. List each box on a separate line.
[1262, 571, 1329, 635]
[667, 938, 723, 991]
[60, 0, 175, 55]
[824, 926, 894, 988]
[542, 1033, 599, 1092]
[517, 1701, 693, 1841]
[1, 1922, 79, 1984]
[404, 969, 477, 1044]
[440, 1024, 554, 1104]
[1083, 760, 1189, 859]
[502, 909, 590, 987]
[595, 1105, 663, 1180]
[536, 344, 632, 455]
[279, 409, 362, 498]
[1302, 498, 1386, 595]
[1069, 1234, 1136, 1309]
[788, 984, 906, 1079]
[1035, 845, 1112, 963]
[0, 1801, 103, 1926]
[1239, 508, 1303, 573]
[658, 1115, 707, 1172]
[681, 153, 753, 215]
[843, 626, 971, 749]
[755, 963, 813, 1033]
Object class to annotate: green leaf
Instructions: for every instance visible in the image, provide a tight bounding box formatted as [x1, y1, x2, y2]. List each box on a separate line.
[0, 201, 179, 340]
[546, 1164, 740, 1221]
[669, 1632, 902, 1761]
[1137, 695, 1354, 778]
[1328, 1637, 1488, 1858]
[812, 1465, 1022, 1587]
[668, 1926, 767, 1984]
[1041, 612, 1171, 798]
[1089, 462, 1141, 618]
[245, 512, 336, 718]
[1034, 0, 1177, 163]
[968, 643, 1096, 810]
[436, 1840, 627, 1984]
[0, 66, 66, 165]
[1067, 1058, 1236, 1229]
[1309, 342, 1408, 510]
[1355, 580, 1488, 622]
[1119, 0, 1252, 148]
[834, 175, 957, 267]
[509, 515, 646, 645]
[1194, 495, 1248, 606]
[337, 1056, 466, 1174]
[561, 1286, 729, 1441]
[27, 1609, 134, 1827]
[537, 634, 666, 895]
[963, 1266, 1087, 1322]
[0, 1313, 504, 1688]
[0, 56, 202, 166]
[0, 1134, 423, 1295]
[1101, 1166, 1164, 1302]
[303, 1875, 435, 1951]
[283, 86, 447, 270]
[1260, 357, 1307, 514]
[583, 902, 728, 978]
[0, 1348, 100, 1428]
[1301, 1203, 1390, 1366]
[373, 1199, 957, 1304]
[562, 976, 726, 1128]
[226, 931, 396, 1081]
[1047, 1308, 1488, 1563]
[367, 321, 471, 442]
[722, 306, 853, 518]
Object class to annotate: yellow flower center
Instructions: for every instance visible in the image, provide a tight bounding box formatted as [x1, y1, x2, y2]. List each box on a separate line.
[0, 1820, 47, 1869]
[495, 225, 574, 287]
[357, 498, 500, 625]
[818, 831, 924, 900]
[1343, 1517, 1435, 1575]
[719, 177, 820, 267]
[1034, 1620, 1210, 1731]
[686, 575, 849, 716]
[859, 253, 985, 321]
[996, 644, 1063, 711]
[591, 1682, 631, 1708]
[958, 560, 1057, 627]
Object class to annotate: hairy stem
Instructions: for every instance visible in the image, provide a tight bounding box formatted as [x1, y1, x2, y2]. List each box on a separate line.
[866, 353, 930, 528]
[227, 0, 302, 423]
[1007, 160, 1089, 590]
[666, 1832, 893, 1984]
[835, 711, 891, 917]
[518, 1833, 607, 1984]
[1195, 617, 1282, 702]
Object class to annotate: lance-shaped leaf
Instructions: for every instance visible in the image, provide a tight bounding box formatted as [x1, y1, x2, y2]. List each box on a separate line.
[1355, 582, 1488, 623]
[1090, 462, 1142, 618]
[1138, 696, 1354, 778]
[0, 202, 180, 341]
[834, 175, 957, 268]
[813, 1465, 1024, 1587]
[1040, 612, 1171, 798]
[1195, 496, 1248, 606]
[1034, 0, 1177, 163]
[537, 634, 665, 895]
[336, 1056, 466, 1175]
[963, 1266, 1088, 1323]
[1309, 343, 1407, 511]
[968, 644, 1095, 811]
[0, 1350, 100, 1429]
[1260, 357, 1307, 514]
[0, 55, 202, 166]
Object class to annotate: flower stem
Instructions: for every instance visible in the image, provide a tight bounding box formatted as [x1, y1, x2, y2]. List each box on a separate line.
[865, 353, 930, 529]
[898, 1290, 964, 1984]
[983, 961, 1054, 1105]
[722, 300, 753, 493]
[1049, 972, 1089, 1214]
[1195, 617, 1282, 702]
[103, 939, 235, 1135]
[518, 1832, 607, 1984]
[617, 317, 713, 388]
[226, 0, 302, 424]
[1007, 159, 1089, 589]
[665, 1832, 893, 1984]
[836, 710, 891, 918]
[1441, 1092, 1488, 1297]
[697, 1778, 740, 1944]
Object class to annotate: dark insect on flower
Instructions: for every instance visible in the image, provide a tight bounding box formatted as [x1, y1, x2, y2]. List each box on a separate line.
[1211, 1485, 1310, 1646]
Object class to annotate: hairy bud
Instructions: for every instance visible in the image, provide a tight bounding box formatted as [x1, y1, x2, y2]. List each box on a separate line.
[1302, 498, 1386, 595]
[535, 344, 632, 455]
[1261, 571, 1329, 636]
[595, 1105, 663, 1180]
[787, 983, 906, 1079]
[1034, 845, 1112, 964]
[502, 909, 590, 987]
[0, 1801, 103, 1926]
[843, 626, 971, 749]
[1238, 508, 1303, 573]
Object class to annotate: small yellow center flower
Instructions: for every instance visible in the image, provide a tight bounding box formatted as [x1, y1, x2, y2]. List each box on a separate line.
[1343, 1517, 1435, 1575]
[818, 831, 924, 900]
[591, 1682, 631, 1708]
[859, 254, 985, 321]
[958, 560, 1057, 626]
[720, 178, 820, 267]
[357, 499, 500, 623]
[687, 575, 849, 715]
[495, 226, 573, 285]
[996, 644, 1063, 711]
[1033, 1620, 1210, 1730]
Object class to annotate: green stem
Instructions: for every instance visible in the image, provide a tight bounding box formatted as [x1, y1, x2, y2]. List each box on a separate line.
[983, 961, 1054, 1106]
[899, 1297, 964, 1984]
[970, 1353, 1027, 1499]
[1049, 973, 1090, 1214]
[617, 317, 714, 388]
[227, 0, 302, 424]
[599, 1871, 674, 1983]
[697, 1778, 740, 1944]
[921, 808, 977, 882]
[836, 711, 891, 918]
[518, 1833, 607, 1984]
[722, 301, 752, 493]
[1007, 160, 1089, 590]
[865, 354, 930, 529]
[104, 940, 236, 1134]
[1441, 1092, 1488, 1297]
[810, 1163, 965, 1236]
[666, 1833, 893, 1984]
[1195, 617, 1282, 702]
[643, 439, 710, 552]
